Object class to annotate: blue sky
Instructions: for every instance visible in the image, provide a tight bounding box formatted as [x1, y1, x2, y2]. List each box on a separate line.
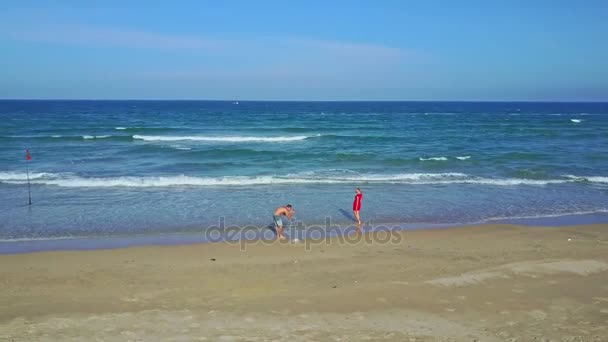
[1, 0, 607, 101]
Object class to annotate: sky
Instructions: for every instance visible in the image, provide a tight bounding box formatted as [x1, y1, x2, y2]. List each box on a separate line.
[1, 0, 607, 101]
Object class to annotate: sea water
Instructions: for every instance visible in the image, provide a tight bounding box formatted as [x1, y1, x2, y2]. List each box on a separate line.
[1, 101, 607, 248]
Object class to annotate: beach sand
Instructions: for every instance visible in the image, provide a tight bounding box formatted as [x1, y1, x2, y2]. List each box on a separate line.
[1, 224, 608, 341]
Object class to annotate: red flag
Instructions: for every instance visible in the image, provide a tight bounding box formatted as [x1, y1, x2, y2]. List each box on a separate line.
[26, 149, 32, 161]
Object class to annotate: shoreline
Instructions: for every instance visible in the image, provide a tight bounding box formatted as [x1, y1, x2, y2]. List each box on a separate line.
[2, 211, 608, 255]
[1, 223, 607, 340]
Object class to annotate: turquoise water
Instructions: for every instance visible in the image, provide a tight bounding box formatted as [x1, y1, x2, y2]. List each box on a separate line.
[1, 101, 607, 245]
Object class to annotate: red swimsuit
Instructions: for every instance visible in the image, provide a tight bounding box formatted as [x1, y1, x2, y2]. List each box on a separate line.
[353, 193, 362, 211]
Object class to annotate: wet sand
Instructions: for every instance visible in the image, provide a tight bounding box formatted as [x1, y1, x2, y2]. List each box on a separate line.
[1, 224, 607, 341]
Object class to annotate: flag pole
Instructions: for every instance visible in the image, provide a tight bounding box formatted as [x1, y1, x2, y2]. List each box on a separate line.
[26, 149, 32, 205]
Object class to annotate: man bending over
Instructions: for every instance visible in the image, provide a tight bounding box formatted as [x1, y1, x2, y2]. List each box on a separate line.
[273, 204, 294, 241]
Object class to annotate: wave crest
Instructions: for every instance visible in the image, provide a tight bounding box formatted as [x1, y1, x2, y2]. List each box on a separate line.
[419, 157, 448, 161]
[418, 156, 471, 161]
[0, 171, 60, 181]
[2, 171, 607, 188]
[83, 135, 111, 139]
[132, 134, 320, 142]
[564, 175, 608, 183]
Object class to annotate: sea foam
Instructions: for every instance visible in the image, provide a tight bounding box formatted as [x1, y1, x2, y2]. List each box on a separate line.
[132, 134, 319, 142]
[564, 175, 608, 183]
[2, 171, 605, 188]
[83, 135, 111, 139]
[0, 171, 59, 181]
[419, 157, 448, 161]
[418, 156, 471, 161]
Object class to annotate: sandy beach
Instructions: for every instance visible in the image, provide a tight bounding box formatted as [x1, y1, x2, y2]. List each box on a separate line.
[1, 224, 608, 341]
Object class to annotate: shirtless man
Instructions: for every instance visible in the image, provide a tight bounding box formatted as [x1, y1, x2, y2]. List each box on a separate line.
[273, 204, 294, 241]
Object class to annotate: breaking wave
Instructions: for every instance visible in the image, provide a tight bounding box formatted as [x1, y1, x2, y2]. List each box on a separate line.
[2, 171, 607, 188]
[132, 134, 320, 142]
[83, 135, 111, 139]
[419, 157, 448, 161]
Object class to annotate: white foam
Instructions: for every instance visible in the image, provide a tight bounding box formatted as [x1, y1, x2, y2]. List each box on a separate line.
[586, 176, 608, 183]
[570, 119, 582, 123]
[291, 169, 358, 177]
[51, 135, 62, 138]
[83, 135, 110, 139]
[1, 172, 596, 188]
[564, 175, 608, 183]
[482, 209, 608, 223]
[11, 174, 462, 187]
[0, 235, 83, 242]
[317, 172, 469, 182]
[460, 178, 568, 186]
[456, 156, 471, 160]
[115, 127, 127, 130]
[0, 171, 60, 181]
[419, 157, 448, 161]
[132, 134, 318, 142]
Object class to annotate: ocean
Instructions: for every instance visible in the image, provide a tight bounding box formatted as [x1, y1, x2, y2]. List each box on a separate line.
[1, 100, 607, 251]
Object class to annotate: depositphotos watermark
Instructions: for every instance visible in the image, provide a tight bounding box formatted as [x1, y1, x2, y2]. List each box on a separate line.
[204, 217, 403, 251]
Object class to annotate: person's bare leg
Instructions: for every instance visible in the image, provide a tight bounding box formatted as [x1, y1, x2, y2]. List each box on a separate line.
[276, 225, 287, 241]
[353, 210, 361, 225]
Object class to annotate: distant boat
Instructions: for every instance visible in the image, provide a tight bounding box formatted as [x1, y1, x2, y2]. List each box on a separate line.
[233, 101, 239, 105]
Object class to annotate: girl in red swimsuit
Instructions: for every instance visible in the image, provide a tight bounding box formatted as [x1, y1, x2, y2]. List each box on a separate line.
[353, 188, 363, 225]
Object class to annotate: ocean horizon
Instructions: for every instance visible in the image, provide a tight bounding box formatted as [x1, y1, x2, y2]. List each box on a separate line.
[1, 100, 607, 251]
